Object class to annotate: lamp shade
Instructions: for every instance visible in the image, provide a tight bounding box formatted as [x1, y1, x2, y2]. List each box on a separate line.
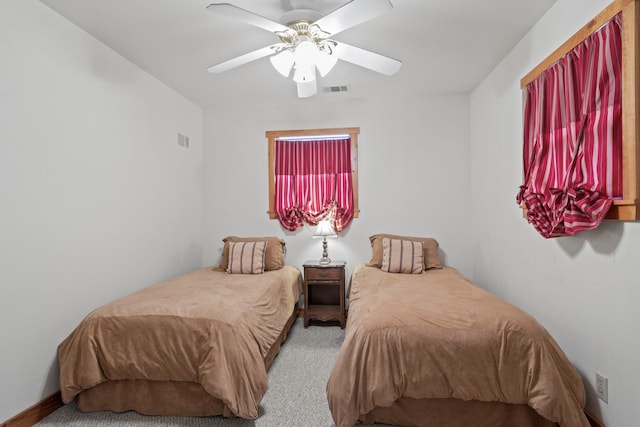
[297, 79, 317, 98]
[270, 49, 295, 77]
[294, 40, 317, 68]
[293, 64, 316, 83]
[313, 218, 337, 238]
[315, 50, 338, 77]
[292, 40, 318, 83]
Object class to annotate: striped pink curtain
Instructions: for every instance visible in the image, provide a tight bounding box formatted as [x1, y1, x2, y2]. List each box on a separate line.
[516, 13, 622, 238]
[274, 137, 354, 232]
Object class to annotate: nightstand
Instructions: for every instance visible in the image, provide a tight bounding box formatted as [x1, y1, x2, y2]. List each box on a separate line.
[303, 260, 346, 329]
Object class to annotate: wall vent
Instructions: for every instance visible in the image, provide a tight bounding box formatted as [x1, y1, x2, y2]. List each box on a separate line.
[178, 133, 190, 148]
[322, 85, 349, 93]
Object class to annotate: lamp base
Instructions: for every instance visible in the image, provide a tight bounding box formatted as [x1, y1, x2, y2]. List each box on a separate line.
[319, 237, 331, 264]
[318, 256, 331, 265]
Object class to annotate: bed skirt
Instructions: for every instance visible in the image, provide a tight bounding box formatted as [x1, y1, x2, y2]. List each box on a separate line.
[359, 396, 558, 427]
[76, 305, 299, 417]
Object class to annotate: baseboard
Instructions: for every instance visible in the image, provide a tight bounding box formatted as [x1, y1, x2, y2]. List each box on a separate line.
[585, 408, 606, 427]
[1, 391, 63, 427]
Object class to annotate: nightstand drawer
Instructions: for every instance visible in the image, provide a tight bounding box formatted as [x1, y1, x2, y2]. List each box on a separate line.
[305, 267, 342, 281]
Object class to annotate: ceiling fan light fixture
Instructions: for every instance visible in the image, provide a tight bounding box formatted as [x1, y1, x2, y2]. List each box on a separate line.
[293, 40, 317, 68]
[292, 39, 318, 83]
[206, 0, 402, 99]
[297, 79, 317, 98]
[293, 63, 316, 83]
[270, 49, 295, 77]
[315, 50, 338, 77]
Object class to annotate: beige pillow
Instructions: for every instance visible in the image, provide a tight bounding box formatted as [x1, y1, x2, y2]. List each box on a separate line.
[381, 238, 424, 274]
[368, 234, 442, 270]
[219, 236, 285, 271]
[227, 241, 266, 274]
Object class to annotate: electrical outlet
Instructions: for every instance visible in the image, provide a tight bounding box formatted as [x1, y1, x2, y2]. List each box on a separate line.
[596, 372, 608, 403]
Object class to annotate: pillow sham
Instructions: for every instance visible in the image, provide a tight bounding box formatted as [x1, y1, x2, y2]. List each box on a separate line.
[381, 238, 424, 274]
[227, 241, 266, 274]
[367, 233, 442, 270]
[218, 236, 285, 271]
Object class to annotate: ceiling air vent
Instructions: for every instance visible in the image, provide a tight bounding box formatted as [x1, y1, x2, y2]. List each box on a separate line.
[322, 85, 350, 93]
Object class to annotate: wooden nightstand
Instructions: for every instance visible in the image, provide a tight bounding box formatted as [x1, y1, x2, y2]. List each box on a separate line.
[303, 260, 346, 329]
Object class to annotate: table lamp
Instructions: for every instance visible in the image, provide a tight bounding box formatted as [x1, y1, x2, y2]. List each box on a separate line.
[313, 218, 337, 264]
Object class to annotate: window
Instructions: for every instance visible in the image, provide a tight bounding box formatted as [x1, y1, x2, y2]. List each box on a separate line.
[517, 13, 622, 238]
[519, 0, 640, 222]
[266, 127, 360, 232]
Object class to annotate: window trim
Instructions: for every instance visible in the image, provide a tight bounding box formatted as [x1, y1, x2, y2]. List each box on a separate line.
[266, 127, 360, 220]
[520, 0, 640, 220]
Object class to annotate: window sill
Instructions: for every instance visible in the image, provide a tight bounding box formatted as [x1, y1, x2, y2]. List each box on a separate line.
[607, 199, 640, 220]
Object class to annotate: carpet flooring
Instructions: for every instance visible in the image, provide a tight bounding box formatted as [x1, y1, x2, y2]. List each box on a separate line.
[36, 319, 396, 427]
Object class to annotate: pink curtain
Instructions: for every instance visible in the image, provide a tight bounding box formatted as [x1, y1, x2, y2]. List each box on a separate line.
[517, 13, 623, 238]
[274, 137, 354, 232]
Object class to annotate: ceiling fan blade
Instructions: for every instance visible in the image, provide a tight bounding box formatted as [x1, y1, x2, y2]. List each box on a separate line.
[297, 80, 317, 98]
[313, 0, 393, 37]
[207, 44, 282, 73]
[333, 41, 401, 76]
[206, 3, 291, 34]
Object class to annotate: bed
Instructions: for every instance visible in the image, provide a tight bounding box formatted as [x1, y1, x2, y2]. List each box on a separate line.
[326, 234, 590, 427]
[58, 236, 302, 419]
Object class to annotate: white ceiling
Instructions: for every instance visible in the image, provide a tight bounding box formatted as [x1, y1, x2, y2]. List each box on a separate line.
[39, 0, 557, 108]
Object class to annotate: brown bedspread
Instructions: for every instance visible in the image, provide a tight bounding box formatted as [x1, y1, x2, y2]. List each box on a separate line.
[59, 265, 302, 419]
[326, 265, 589, 427]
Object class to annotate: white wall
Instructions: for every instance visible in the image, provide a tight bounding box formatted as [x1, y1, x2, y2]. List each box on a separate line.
[204, 95, 472, 285]
[0, 1, 204, 421]
[470, 0, 640, 426]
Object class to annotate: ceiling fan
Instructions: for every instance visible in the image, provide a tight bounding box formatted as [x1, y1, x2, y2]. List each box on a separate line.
[206, 0, 402, 98]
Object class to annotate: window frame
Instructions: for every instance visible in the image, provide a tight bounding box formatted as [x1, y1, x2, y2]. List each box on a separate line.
[520, 0, 640, 220]
[266, 127, 360, 220]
